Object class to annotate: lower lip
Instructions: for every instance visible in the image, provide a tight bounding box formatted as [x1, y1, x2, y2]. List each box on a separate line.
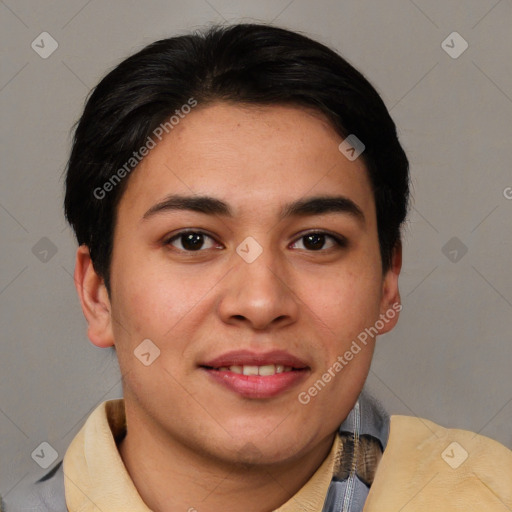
[202, 368, 309, 399]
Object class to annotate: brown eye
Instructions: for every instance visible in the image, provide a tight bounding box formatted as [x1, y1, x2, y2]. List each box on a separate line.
[303, 233, 326, 250]
[290, 231, 346, 251]
[166, 231, 219, 251]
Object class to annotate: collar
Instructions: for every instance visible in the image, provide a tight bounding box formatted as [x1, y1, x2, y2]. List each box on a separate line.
[63, 399, 356, 511]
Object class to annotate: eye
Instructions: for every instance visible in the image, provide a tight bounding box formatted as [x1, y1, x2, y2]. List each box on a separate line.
[290, 231, 346, 251]
[164, 231, 221, 251]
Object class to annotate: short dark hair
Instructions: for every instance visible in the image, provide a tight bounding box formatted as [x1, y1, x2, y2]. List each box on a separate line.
[65, 23, 409, 291]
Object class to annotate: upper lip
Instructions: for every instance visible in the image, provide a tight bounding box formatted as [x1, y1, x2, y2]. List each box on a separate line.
[201, 350, 309, 369]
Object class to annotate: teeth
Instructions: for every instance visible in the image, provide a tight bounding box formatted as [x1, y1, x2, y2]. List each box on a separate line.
[243, 365, 259, 376]
[258, 364, 276, 376]
[217, 364, 294, 376]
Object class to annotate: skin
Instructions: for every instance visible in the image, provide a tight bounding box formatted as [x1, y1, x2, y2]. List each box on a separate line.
[74, 102, 401, 512]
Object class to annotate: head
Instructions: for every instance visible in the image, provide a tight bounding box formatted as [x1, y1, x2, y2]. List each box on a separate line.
[65, 24, 409, 467]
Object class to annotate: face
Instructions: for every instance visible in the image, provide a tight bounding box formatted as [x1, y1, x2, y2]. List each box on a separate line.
[79, 102, 400, 467]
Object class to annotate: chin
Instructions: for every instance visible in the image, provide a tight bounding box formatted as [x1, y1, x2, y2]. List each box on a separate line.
[215, 426, 315, 467]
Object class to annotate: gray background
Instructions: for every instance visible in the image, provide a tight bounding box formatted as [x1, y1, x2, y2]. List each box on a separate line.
[1, 0, 511, 495]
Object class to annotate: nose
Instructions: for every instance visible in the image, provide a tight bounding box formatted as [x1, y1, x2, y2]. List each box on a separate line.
[217, 250, 300, 331]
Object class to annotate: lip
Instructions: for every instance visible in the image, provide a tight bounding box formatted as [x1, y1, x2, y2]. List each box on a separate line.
[203, 367, 309, 399]
[202, 349, 308, 369]
[200, 350, 310, 399]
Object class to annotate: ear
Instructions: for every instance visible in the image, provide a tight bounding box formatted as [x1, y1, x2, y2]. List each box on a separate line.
[377, 241, 402, 335]
[74, 245, 115, 348]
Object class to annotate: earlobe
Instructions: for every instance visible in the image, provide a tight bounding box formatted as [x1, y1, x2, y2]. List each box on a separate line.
[378, 242, 402, 335]
[74, 245, 115, 348]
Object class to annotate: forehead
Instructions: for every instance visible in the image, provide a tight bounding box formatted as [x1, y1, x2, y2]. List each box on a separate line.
[117, 102, 375, 220]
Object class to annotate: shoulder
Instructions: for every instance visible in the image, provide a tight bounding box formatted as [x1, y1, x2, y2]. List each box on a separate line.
[365, 415, 512, 511]
[3, 461, 66, 512]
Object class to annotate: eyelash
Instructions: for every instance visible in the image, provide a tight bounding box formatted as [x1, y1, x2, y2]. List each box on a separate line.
[289, 230, 348, 251]
[163, 229, 221, 251]
[163, 229, 348, 252]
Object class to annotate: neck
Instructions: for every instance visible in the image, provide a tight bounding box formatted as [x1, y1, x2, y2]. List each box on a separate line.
[118, 405, 335, 512]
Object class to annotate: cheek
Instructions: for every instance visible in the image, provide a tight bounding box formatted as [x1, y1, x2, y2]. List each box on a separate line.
[304, 267, 383, 343]
[109, 258, 222, 349]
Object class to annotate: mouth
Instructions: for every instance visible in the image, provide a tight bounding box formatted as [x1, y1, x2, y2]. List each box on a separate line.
[200, 350, 310, 399]
[204, 364, 298, 376]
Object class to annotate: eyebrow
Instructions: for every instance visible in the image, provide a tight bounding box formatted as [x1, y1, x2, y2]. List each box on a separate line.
[142, 194, 365, 224]
[143, 195, 232, 219]
[279, 196, 365, 223]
